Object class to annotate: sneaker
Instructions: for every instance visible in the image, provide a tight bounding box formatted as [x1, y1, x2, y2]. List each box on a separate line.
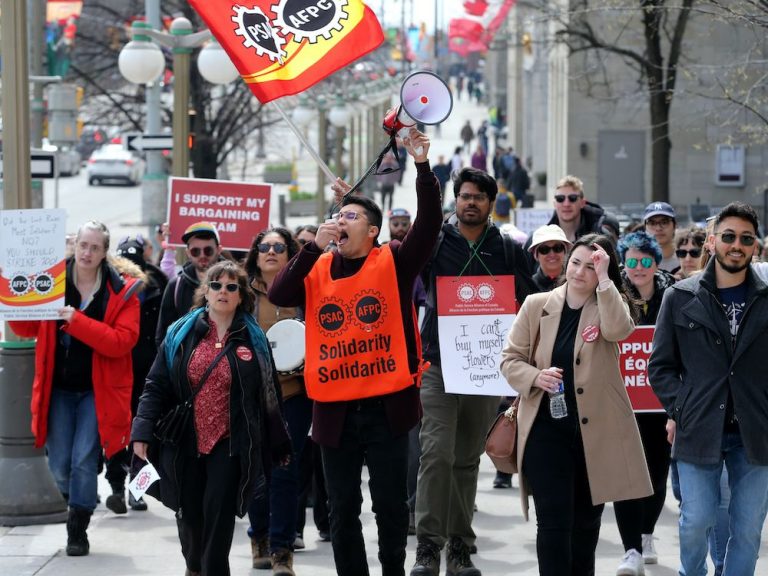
[410, 539, 441, 576]
[251, 536, 272, 569]
[446, 538, 481, 576]
[493, 471, 512, 489]
[129, 492, 148, 511]
[105, 490, 127, 515]
[293, 534, 305, 550]
[271, 548, 295, 576]
[616, 548, 645, 576]
[641, 534, 658, 564]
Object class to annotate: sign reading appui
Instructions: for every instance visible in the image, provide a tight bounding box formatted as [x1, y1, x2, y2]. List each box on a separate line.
[619, 325, 663, 412]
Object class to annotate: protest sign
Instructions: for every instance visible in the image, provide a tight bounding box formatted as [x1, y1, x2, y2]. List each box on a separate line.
[168, 177, 271, 251]
[0, 209, 66, 320]
[437, 275, 517, 396]
[619, 325, 663, 412]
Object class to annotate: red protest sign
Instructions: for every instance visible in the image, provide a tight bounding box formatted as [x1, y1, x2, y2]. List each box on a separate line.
[168, 177, 271, 251]
[619, 325, 663, 413]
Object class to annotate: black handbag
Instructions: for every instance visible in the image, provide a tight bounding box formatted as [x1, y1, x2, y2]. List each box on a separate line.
[154, 342, 233, 446]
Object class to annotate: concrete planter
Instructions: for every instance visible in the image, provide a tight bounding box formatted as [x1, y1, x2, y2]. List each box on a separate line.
[286, 199, 317, 217]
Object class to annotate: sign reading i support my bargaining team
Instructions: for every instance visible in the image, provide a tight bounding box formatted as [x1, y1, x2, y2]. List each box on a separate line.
[437, 275, 517, 396]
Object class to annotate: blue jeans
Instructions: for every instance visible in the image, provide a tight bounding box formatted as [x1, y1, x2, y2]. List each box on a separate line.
[677, 433, 768, 576]
[248, 394, 312, 550]
[46, 388, 101, 511]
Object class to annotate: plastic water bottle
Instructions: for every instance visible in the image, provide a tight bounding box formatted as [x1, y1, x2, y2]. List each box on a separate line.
[549, 382, 568, 419]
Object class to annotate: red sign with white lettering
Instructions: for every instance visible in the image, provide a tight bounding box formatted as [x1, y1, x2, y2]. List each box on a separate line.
[619, 325, 664, 413]
[167, 177, 271, 251]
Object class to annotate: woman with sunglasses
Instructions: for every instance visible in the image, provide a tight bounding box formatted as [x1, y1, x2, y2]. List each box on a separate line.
[674, 226, 707, 279]
[500, 234, 651, 576]
[243, 228, 310, 573]
[611, 231, 676, 574]
[132, 260, 291, 576]
[294, 225, 318, 247]
[529, 224, 572, 292]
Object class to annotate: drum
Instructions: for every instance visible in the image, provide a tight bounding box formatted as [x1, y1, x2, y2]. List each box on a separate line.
[266, 318, 306, 374]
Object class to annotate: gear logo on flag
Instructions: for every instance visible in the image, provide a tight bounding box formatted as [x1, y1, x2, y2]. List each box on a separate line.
[232, 4, 287, 62]
[9, 274, 31, 296]
[272, 0, 349, 43]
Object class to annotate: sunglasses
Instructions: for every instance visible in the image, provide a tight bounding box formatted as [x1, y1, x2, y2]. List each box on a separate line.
[208, 281, 239, 293]
[554, 193, 582, 203]
[625, 257, 655, 269]
[676, 248, 702, 259]
[118, 233, 145, 247]
[189, 246, 215, 258]
[297, 238, 309, 246]
[257, 242, 287, 254]
[716, 232, 756, 246]
[537, 244, 566, 255]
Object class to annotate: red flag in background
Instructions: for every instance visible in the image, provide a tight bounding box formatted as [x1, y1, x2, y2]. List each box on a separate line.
[188, 0, 384, 103]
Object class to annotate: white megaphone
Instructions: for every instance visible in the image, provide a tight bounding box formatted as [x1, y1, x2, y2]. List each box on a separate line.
[383, 71, 453, 153]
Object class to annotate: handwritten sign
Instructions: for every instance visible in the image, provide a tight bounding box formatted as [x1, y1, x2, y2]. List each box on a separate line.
[437, 275, 517, 396]
[619, 325, 663, 412]
[0, 209, 66, 320]
[168, 177, 271, 251]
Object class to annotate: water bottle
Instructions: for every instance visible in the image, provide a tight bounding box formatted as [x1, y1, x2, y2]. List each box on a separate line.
[549, 381, 568, 419]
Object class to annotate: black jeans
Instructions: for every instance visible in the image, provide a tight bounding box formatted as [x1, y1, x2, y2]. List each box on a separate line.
[177, 440, 240, 576]
[613, 412, 671, 551]
[297, 438, 330, 535]
[523, 408, 604, 576]
[321, 398, 409, 576]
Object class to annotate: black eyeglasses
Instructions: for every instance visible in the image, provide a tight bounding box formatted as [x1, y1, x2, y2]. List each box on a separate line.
[257, 242, 287, 254]
[716, 232, 756, 246]
[457, 192, 489, 202]
[554, 193, 582, 203]
[209, 281, 239, 293]
[625, 257, 654, 269]
[189, 246, 215, 258]
[676, 248, 702, 259]
[537, 244, 566, 255]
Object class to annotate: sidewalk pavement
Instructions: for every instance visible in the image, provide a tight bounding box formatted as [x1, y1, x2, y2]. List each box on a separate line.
[3, 455, 766, 575]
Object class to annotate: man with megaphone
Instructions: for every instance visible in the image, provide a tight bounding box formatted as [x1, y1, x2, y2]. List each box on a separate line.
[268, 128, 443, 576]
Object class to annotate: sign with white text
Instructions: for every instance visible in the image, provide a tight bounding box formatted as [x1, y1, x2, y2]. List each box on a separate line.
[167, 177, 272, 251]
[619, 325, 664, 412]
[0, 209, 66, 320]
[437, 275, 517, 396]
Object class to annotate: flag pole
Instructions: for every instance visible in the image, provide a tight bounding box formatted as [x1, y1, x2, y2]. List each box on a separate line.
[272, 100, 337, 184]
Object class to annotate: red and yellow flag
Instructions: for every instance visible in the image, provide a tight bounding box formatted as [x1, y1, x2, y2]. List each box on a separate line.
[189, 0, 384, 103]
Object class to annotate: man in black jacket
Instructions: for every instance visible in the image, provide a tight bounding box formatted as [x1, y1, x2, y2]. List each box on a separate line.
[412, 168, 535, 576]
[155, 222, 222, 345]
[649, 202, 768, 576]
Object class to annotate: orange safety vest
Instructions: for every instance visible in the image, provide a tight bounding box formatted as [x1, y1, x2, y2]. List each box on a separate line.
[304, 245, 414, 402]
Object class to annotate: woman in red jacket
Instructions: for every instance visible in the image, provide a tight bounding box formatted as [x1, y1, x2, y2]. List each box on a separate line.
[10, 220, 140, 557]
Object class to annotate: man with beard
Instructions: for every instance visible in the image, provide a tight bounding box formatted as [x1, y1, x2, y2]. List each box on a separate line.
[155, 221, 222, 345]
[412, 168, 535, 576]
[649, 202, 768, 576]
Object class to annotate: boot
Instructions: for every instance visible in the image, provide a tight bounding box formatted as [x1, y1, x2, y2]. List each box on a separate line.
[271, 548, 295, 576]
[65, 507, 91, 556]
[129, 492, 148, 511]
[446, 537, 481, 576]
[184, 570, 200, 576]
[251, 535, 272, 569]
[105, 485, 127, 514]
[410, 539, 441, 576]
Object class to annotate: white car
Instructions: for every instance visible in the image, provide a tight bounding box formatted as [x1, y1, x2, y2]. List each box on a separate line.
[42, 139, 82, 176]
[87, 144, 144, 186]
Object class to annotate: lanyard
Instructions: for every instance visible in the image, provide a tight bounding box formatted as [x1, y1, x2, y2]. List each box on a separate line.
[456, 225, 495, 278]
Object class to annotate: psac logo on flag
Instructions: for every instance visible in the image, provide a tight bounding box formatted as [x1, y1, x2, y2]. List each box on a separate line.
[233, 0, 349, 62]
[457, 282, 495, 303]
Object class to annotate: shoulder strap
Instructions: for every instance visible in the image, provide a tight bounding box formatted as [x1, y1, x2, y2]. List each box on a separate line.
[187, 341, 234, 404]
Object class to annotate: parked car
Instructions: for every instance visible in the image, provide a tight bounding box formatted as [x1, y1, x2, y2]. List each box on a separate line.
[86, 144, 144, 186]
[42, 139, 82, 176]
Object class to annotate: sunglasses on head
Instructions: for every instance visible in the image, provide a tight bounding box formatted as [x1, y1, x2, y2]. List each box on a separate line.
[208, 281, 239, 293]
[554, 193, 582, 203]
[118, 233, 145, 247]
[189, 246, 215, 258]
[716, 232, 756, 246]
[257, 242, 287, 254]
[676, 248, 702, 259]
[625, 257, 655, 269]
[537, 244, 566, 255]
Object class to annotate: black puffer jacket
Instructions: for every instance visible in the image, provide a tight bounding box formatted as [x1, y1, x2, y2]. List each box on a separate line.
[132, 311, 291, 518]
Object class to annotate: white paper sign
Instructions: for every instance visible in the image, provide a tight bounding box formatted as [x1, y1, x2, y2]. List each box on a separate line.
[0, 209, 67, 320]
[436, 275, 518, 396]
[128, 461, 160, 500]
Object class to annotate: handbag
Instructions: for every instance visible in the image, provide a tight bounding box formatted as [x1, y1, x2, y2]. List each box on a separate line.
[154, 342, 233, 446]
[484, 396, 520, 474]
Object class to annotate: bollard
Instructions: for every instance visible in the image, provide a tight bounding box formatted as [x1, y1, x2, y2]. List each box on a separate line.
[0, 342, 67, 525]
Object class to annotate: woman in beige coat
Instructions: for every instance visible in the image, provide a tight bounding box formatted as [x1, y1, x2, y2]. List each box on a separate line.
[500, 234, 652, 576]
